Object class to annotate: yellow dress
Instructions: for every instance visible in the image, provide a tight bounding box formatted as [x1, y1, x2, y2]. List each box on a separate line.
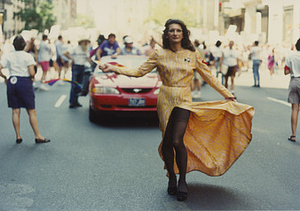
[112, 49, 254, 176]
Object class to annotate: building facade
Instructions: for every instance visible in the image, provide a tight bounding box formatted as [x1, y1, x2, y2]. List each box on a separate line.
[0, 0, 25, 40]
[222, 0, 300, 46]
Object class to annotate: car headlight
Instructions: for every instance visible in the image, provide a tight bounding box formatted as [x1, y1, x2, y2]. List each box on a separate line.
[153, 88, 160, 95]
[92, 86, 120, 94]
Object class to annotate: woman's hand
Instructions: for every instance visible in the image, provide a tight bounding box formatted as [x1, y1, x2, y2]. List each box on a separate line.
[226, 97, 236, 102]
[99, 64, 115, 73]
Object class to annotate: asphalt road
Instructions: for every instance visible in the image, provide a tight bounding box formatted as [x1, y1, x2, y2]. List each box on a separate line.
[0, 70, 299, 210]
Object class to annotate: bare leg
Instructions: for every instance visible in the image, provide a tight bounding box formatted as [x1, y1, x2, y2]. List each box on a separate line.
[230, 76, 235, 92]
[196, 79, 201, 92]
[26, 109, 44, 140]
[291, 104, 299, 138]
[224, 76, 229, 88]
[41, 70, 47, 83]
[12, 108, 21, 139]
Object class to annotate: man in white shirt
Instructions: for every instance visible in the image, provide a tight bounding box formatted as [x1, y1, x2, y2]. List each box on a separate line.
[64, 37, 92, 108]
[250, 41, 262, 87]
[220, 41, 239, 96]
[284, 38, 300, 142]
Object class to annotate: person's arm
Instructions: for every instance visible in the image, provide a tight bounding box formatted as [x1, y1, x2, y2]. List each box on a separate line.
[96, 48, 102, 60]
[285, 56, 291, 75]
[63, 51, 74, 64]
[0, 64, 7, 84]
[34, 46, 38, 61]
[88, 57, 93, 65]
[111, 47, 121, 59]
[28, 65, 35, 78]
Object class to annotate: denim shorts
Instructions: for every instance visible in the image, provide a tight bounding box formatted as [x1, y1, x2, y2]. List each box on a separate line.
[7, 76, 35, 109]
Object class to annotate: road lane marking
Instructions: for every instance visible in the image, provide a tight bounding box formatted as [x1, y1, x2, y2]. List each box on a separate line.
[55, 95, 67, 108]
[267, 97, 290, 107]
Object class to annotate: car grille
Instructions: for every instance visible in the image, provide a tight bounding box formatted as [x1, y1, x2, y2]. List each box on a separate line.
[121, 88, 152, 93]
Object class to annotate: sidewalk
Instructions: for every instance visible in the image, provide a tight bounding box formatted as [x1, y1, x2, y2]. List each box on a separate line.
[233, 68, 290, 89]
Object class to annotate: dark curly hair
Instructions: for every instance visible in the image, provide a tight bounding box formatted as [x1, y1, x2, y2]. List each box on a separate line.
[162, 19, 195, 52]
[13, 35, 26, 51]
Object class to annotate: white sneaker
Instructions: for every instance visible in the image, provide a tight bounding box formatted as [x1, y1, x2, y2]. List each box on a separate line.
[39, 84, 49, 91]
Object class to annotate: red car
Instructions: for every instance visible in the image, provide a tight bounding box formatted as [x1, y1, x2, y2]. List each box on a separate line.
[89, 55, 161, 122]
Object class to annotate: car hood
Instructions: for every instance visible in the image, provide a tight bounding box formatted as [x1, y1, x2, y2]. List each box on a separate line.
[93, 73, 161, 88]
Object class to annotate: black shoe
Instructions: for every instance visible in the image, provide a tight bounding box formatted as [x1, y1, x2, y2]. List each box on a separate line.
[16, 138, 22, 144]
[75, 102, 82, 107]
[167, 187, 177, 196]
[69, 103, 82, 108]
[288, 136, 296, 142]
[35, 138, 50, 144]
[177, 191, 188, 201]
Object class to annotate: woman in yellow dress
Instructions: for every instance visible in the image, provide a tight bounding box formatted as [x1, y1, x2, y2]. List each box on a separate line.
[100, 19, 254, 201]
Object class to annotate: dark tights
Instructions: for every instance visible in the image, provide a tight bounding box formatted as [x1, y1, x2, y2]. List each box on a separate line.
[161, 107, 190, 192]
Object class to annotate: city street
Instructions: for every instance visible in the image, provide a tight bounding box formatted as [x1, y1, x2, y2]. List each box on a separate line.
[0, 70, 299, 210]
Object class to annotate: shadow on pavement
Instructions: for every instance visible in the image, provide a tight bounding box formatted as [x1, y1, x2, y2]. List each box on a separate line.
[185, 183, 252, 210]
[91, 112, 159, 128]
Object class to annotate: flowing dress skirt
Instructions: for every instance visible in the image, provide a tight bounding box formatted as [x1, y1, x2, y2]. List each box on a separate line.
[157, 85, 254, 176]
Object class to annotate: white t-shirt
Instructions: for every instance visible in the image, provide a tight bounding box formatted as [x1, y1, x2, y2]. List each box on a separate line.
[0, 50, 36, 77]
[250, 46, 262, 60]
[285, 51, 300, 77]
[222, 48, 238, 66]
[38, 40, 51, 62]
[68, 45, 89, 65]
[210, 45, 222, 59]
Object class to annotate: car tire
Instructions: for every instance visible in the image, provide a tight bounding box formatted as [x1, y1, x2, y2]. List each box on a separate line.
[89, 106, 98, 123]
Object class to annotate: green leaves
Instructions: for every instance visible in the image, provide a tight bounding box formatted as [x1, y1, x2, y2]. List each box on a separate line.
[14, 0, 55, 32]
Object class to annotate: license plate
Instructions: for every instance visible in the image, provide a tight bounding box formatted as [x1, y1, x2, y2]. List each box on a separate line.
[129, 98, 145, 107]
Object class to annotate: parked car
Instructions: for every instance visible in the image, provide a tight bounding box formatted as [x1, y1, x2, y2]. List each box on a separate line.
[89, 55, 161, 122]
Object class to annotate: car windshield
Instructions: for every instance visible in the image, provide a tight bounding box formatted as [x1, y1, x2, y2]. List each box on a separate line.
[94, 56, 156, 74]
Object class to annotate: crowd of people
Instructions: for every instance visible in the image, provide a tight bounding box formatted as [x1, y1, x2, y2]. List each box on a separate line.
[0, 30, 293, 99]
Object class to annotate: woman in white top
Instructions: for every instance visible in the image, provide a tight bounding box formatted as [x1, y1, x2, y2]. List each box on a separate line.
[0, 35, 50, 144]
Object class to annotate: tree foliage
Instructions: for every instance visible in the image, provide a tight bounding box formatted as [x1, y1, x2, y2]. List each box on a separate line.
[14, 0, 55, 32]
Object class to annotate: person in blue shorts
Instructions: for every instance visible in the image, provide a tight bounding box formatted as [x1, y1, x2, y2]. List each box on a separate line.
[0, 35, 50, 144]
